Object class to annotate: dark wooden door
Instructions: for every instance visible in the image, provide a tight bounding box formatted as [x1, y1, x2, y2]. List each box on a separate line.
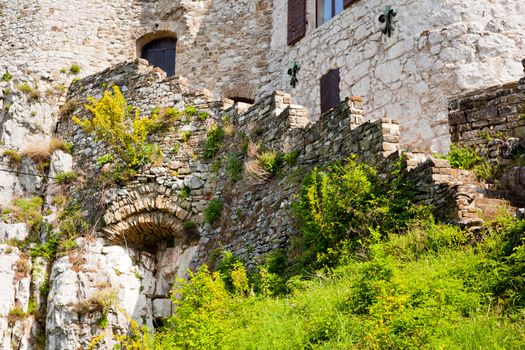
[141, 38, 177, 77]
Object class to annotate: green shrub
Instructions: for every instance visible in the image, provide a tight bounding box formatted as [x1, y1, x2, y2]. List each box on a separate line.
[205, 198, 223, 224]
[197, 111, 209, 121]
[9, 197, 44, 233]
[149, 107, 181, 132]
[283, 150, 300, 165]
[225, 153, 243, 182]
[180, 130, 192, 143]
[259, 151, 283, 176]
[184, 105, 198, 117]
[445, 144, 481, 170]
[1, 71, 12, 82]
[212, 159, 221, 174]
[171, 143, 180, 155]
[69, 64, 81, 75]
[16, 82, 32, 94]
[203, 125, 225, 159]
[54, 171, 77, 184]
[96, 154, 113, 167]
[183, 221, 197, 231]
[292, 157, 426, 271]
[73, 86, 160, 170]
[3, 149, 22, 166]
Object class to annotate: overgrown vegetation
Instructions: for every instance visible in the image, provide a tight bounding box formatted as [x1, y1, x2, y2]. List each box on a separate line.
[2, 149, 22, 166]
[143, 156, 525, 349]
[1, 71, 12, 82]
[203, 125, 225, 159]
[1, 197, 44, 234]
[73, 86, 162, 180]
[205, 198, 223, 224]
[443, 143, 500, 181]
[54, 171, 78, 185]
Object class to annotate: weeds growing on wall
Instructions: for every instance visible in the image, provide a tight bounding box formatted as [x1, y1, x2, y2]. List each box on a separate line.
[443, 143, 501, 181]
[205, 198, 223, 224]
[203, 125, 226, 159]
[73, 86, 161, 177]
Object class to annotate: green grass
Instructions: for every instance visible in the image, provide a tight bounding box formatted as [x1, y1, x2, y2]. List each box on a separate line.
[153, 220, 525, 349]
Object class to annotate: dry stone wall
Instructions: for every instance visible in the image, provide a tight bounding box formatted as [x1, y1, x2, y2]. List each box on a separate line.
[448, 60, 525, 205]
[269, 0, 525, 153]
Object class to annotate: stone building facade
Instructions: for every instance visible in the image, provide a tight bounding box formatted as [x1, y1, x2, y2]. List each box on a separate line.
[2, 0, 524, 155]
[1, 0, 525, 349]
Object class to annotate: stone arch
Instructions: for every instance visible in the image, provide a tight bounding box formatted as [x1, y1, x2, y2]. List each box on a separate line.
[223, 83, 257, 104]
[102, 183, 195, 251]
[135, 29, 179, 59]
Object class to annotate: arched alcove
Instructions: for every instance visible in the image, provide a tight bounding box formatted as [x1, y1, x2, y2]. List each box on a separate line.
[223, 83, 257, 105]
[102, 184, 196, 252]
[136, 31, 178, 77]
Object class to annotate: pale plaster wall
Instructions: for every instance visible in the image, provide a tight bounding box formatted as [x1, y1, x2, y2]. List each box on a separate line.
[268, 0, 525, 152]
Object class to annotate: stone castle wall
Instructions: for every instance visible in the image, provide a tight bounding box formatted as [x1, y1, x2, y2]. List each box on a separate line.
[0, 0, 272, 203]
[268, 0, 525, 153]
[0, 0, 271, 97]
[2, 57, 523, 349]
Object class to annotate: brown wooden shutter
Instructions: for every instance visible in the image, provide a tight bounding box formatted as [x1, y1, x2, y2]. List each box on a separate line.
[288, 0, 306, 45]
[320, 68, 341, 114]
[344, 0, 357, 9]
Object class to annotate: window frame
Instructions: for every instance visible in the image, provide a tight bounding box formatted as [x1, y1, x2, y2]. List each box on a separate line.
[315, 0, 356, 27]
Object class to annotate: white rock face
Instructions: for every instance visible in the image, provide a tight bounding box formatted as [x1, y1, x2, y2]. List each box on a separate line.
[0, 223, 29, 243]
[0, 245, 33, 350]
[45, 238, 194, 349]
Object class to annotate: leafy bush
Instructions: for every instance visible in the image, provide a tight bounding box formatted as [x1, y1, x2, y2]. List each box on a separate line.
[3, 149, 22, 166]
[225, 153, 243, 182]
[205, 198, 223, 224]
[73, 86, 160, 170]
[445, 143, 481, 170]
[1, 71, 12, 82]
[54, 171, 77, 184]
[184, 105, 198, 117]
[156, 266, 230, 349]
[203, 125, 225, 159]
[16, 82, 32, 94]
[69, 64, 81, 75]
[292, 157, 426, 271]
[197, 111, 209, 121]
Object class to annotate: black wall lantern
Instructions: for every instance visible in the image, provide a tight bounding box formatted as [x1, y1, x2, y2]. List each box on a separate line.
[287, 62, 300, 88]
[379, 6, 397, 37]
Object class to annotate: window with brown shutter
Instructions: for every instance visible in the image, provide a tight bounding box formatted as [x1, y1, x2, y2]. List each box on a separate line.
[320, 68, 341, 114]
[288, 0, 307, 45]
[343, 0, 358, 9]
